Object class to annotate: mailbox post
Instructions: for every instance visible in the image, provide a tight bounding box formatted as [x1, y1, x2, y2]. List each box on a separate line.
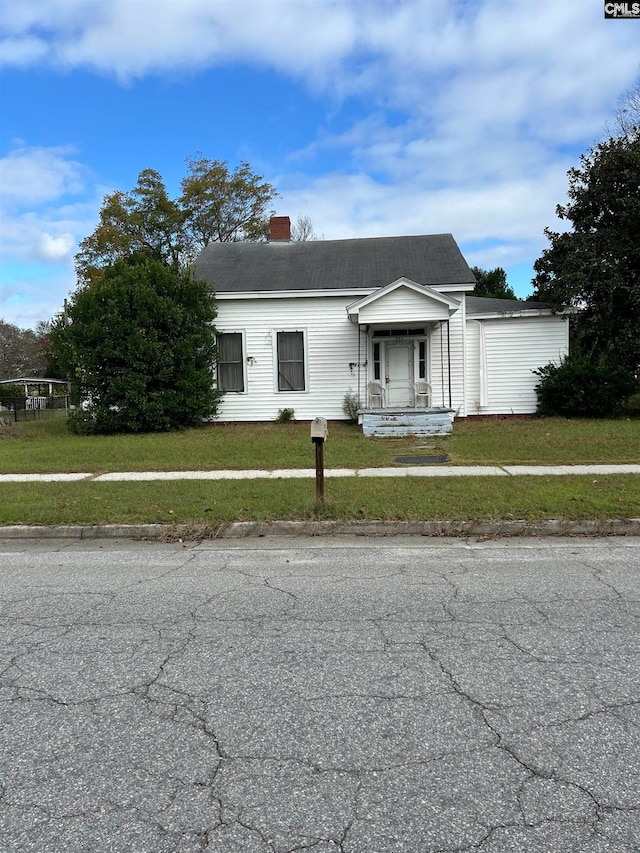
[310, 417, 328, 503]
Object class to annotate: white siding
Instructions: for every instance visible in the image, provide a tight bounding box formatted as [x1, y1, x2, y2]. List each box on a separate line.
[212, 294, 567, 421]
[465, 316, 568, 415]
[358, 286, 451, 324]
[213, 295, 361, 421]
[465, 321, 483, 415]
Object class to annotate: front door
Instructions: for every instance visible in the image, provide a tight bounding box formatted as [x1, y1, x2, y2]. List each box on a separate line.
[386, 343, 413, 406]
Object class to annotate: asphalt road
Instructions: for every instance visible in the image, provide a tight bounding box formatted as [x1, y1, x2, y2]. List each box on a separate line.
[0, 536, 639, 853]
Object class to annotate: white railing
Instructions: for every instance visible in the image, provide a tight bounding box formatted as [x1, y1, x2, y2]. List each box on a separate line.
[25, 397, 49, 410]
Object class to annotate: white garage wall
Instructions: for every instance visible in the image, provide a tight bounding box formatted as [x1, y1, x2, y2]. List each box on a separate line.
[466, 316, 568, 415]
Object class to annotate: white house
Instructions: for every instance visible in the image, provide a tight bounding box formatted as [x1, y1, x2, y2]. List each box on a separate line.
[194, 217, 569, 431]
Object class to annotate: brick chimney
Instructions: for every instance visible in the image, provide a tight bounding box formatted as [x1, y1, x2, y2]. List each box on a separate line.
[269, 215, 291, 241]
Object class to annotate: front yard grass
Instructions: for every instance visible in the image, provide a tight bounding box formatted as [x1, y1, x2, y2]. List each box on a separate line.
[0, 415, 638, 526]
[449, 417, 640, 464]
[1, 414, 639, 474]
[0, 475, 637, 526]
[0, 417, 412, 474]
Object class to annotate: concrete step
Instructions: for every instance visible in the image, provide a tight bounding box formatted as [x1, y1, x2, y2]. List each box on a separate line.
[361, 409, 454, 437]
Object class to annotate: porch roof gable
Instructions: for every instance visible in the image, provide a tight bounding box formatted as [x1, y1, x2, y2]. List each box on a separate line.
[346, 277, 461, 324]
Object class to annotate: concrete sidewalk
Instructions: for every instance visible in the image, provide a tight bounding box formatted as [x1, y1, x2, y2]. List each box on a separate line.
[1, 464, 639, 482]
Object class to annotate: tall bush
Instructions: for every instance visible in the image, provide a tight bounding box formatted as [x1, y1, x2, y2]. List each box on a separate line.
[51, 256, 220, 433]
[534, 353, 639, 418]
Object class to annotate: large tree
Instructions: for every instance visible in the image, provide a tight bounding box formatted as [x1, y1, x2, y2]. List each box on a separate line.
[76, 157, 278, 286]
[532, 129, 640, 376]
[0, 320, 48, 379]
[180, 155, 278, 250]
[50, 256, 219, 433]
[470, 266, 516, 300]
[76, 169, 185, 286]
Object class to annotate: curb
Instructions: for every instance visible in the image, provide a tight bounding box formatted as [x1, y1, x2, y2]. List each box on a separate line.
[1, 519, 640, 540]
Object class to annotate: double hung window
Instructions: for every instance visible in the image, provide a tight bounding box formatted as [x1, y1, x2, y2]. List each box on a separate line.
[277, 331, 305, 391]
[217, 332, 244, 392]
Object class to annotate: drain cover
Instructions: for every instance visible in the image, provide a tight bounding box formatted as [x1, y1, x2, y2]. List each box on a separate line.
[394, 455, 449, 464]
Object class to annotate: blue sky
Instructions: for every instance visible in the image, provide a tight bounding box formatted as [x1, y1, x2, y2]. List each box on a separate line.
[1, 0, 638, 329]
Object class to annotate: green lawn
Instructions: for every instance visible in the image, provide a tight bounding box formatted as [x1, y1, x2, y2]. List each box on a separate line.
[0, 475, 637, 526]
[0, 414, 638, 526]
[1, 413, 638, 474]
[448, 416, 640, 464]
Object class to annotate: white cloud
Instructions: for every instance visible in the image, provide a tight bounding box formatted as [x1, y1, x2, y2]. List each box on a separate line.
[0, 0, 358, 82]
[2, 1, 637, 114]
[0, 270, 75, 328]
[2, 0, 638, 314]
[0, 145, 89, 206]
[0, 196, 100, 265]
[37, 232, 75, 261]
[2, 2, 637, 159]
[0, 0, 94, 33]
[0, 144, 104, 324]
[0, 144, 103, 271]
[0, 35, 48, 66]
[265, 1, 638, 297]
[281, 164, 566, 244]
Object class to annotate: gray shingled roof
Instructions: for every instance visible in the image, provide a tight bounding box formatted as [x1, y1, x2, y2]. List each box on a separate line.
[194, 233, 476, 293]
[466, 296, 552, 315]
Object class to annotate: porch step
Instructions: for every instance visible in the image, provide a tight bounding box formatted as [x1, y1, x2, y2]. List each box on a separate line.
[360, 409, 454, 437]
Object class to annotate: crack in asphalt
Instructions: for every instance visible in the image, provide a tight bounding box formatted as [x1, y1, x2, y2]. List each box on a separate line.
[418, 640, 638, 850]
[1, 545, 639, 852]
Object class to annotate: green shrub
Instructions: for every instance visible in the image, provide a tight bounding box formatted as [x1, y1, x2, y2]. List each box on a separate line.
[342, 388, 361, 423]
[67, 408, 97, 435]
[0, 384, 24, 407]
[275, 407, 295, 424]
[49, 256, 220, 434]
[625, 392, 640, 415]
[534, 353, 639, 418]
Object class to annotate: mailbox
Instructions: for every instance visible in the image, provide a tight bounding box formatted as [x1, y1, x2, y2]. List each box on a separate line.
[310, 417, 327, 502]
[310, 416, 328, 441]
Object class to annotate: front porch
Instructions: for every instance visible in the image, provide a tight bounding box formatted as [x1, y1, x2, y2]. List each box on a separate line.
[358, 406, 455, 437]
[347, 277, 459, 426]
